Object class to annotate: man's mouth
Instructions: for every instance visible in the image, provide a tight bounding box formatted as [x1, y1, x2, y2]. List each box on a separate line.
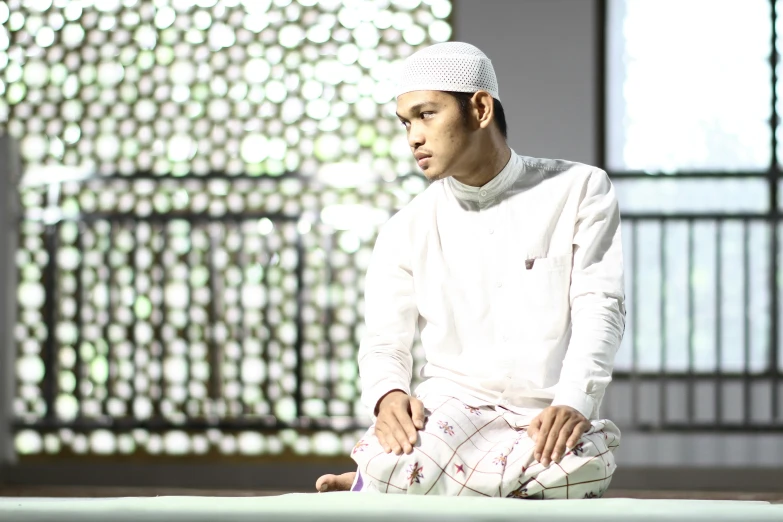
[415, 153, 431, 168]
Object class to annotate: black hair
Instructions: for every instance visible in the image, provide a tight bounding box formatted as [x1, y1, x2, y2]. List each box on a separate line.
[444, 91, 508, 139]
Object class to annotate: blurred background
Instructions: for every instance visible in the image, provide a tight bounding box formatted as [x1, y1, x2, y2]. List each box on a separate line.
[1, 0, 782, 496]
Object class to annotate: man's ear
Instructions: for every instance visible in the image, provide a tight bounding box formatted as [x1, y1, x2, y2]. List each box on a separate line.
[472, 91, 495, 130]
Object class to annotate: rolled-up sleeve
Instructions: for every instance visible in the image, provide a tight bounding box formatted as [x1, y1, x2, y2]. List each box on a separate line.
[551, 169, 626, 420]
[358, 217, 419, 416]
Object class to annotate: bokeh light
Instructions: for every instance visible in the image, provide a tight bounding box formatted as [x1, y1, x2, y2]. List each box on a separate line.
[5, 0, 448, 456]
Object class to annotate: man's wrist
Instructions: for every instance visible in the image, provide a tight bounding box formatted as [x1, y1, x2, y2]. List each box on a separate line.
[551, 385, 597, 421]
[374, 389, 406, 415]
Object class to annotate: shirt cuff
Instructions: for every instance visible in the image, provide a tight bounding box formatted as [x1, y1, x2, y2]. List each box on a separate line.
[551, 384, 598, 421]
[363, 381, 411, 417]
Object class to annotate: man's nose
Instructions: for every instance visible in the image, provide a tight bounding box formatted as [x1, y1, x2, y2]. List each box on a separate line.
[407, 126, 424, 149]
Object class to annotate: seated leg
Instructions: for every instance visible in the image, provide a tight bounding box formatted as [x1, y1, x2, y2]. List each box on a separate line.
[349, 395, 621, 498]
[504, 418, 621, 499]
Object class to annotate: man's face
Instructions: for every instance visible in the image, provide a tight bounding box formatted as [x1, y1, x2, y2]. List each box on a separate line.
[396, 90, 471, 182]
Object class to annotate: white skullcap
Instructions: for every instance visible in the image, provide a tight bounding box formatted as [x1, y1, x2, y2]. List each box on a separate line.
[396, 42, 500, 101]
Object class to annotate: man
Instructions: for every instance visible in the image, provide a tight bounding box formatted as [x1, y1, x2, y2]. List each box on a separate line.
[316, 42, 625, 499]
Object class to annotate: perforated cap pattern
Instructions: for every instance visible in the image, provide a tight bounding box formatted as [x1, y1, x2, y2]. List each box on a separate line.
[396, 42, 500, 101]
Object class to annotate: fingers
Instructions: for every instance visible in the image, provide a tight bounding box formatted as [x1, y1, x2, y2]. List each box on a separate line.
[393, 407, 418, 453]
[531, 407, 591, 467]
[539, 413, 566, 467]
[566, 420, 591, 449]
[533, 411, 553, 464]
[375, 410, 418, 455]
[550, 421, 575, 464]
[375, 421, 407, 455]
[374, 423, 393, 453]
[374, 393, 423, 456]
[409, 397, 425, 430]
[376, 419, 413, 455]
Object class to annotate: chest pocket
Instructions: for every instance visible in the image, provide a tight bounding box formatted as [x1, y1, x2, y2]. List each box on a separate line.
[518, 253, 571, 341]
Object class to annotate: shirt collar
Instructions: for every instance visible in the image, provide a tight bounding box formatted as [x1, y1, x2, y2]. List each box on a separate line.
[446, 151, 520, 204]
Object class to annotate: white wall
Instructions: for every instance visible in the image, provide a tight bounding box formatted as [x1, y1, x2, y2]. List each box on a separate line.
[454, 0, 600, 165]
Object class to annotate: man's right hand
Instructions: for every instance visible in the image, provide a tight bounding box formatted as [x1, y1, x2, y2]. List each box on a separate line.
[375, 390, 425, 455]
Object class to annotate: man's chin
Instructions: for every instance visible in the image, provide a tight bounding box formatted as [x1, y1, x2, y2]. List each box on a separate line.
[422, 168, 448, 182]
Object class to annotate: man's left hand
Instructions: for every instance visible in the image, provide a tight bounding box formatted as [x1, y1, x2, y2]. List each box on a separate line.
[528, 405, 590, 467]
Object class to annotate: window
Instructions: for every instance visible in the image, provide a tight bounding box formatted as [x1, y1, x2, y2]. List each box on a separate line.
[606, 0, 779, 384]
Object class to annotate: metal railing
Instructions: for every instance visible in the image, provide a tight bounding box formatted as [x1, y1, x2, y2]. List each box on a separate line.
[605, 216, 783, 432]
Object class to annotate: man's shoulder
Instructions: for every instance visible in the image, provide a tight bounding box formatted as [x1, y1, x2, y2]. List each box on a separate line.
[515, 155, 615, 207]
[517, 154, 605, 182]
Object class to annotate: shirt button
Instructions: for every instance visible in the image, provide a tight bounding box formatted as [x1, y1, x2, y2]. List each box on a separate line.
[488, 228, 494, 234]
[496, 281, 503, 288]
[480, 190, 488, 197]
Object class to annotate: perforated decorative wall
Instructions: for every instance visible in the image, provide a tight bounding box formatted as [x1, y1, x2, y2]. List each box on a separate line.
[3, 0, 448, 456]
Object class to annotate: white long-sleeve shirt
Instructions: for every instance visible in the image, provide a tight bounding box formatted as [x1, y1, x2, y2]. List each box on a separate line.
[358, 151, 626, 421]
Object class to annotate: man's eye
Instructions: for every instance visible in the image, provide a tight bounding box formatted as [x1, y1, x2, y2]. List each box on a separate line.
[420, 112, 434, 118]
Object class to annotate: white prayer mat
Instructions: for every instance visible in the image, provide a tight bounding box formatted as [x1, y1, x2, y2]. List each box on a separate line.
[2, 495, 783, 522]
[350, 395, 620, 499]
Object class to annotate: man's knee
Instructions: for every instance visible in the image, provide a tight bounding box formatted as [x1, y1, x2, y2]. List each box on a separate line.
[360, 427, 440, 466]
[555, 440, 616, 483]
